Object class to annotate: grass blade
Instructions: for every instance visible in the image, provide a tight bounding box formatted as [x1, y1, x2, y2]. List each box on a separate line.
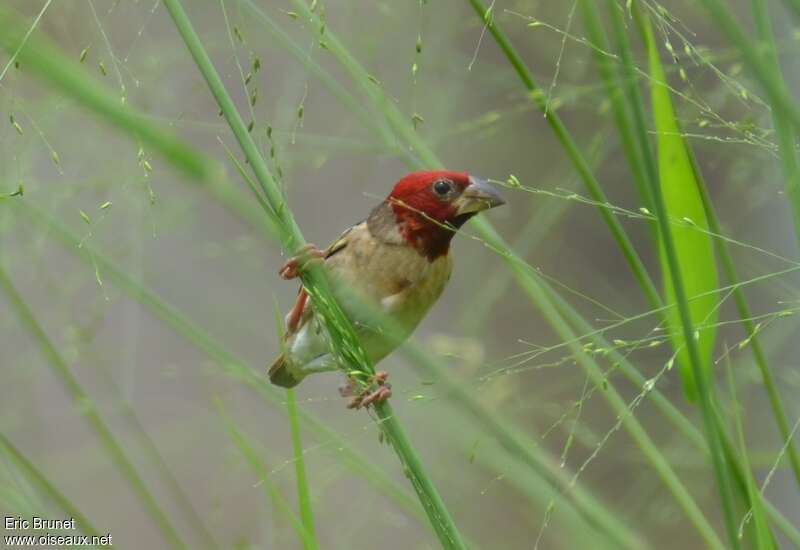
[286, 389, 319, 550]
[215, 399, 319, 549]
[637, 10, 738, 547]
[641, 11, 719, 401]
[270, 299, 319, 548]
[723, 354, 777, 550]
[577, 0, 654, 211]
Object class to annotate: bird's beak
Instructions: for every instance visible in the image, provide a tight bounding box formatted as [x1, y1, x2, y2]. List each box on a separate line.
[454, 177, 506, 216]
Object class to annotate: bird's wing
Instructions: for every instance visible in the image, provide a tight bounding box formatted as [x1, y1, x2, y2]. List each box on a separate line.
[283, 221, 363, 336]
[322, 221, 359, 259]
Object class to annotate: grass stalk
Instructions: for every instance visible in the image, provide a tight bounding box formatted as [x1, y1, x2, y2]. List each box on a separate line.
[215, 399, 319, 549]
[286, 389, 319, 550]
[604, 0, 660, 203]
[723, 356, 777, 549]
[577, 0, 654, 210]
[0, 265, 187, 549]
[162, 1, 466, 547]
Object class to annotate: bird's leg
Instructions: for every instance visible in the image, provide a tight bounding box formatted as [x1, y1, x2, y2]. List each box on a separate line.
[278, 244, 325, 280]
[346, 371, 392, 409]
[285, 289, 309, 334]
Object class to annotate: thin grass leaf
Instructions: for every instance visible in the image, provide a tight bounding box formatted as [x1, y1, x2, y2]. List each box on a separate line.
[638, 10, 738, 548]
[577, 0, 654, 211]
[278, 290, 319, 550]
[642, 10, 719, 401]
[215, 399, 318, 549]
[272, 298, 319, 549]
[723, 355, 777, 550]
[285, 390, 319, 550]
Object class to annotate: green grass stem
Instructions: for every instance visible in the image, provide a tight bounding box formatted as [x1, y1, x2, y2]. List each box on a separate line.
[286, 389, 319, 550]
[215, 399, 319, 549]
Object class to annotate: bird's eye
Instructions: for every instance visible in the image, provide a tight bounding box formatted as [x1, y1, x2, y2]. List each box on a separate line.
[432, 179, 452, 197]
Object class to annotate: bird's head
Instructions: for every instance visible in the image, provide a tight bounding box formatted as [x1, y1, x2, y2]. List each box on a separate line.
[371, 171, 505, 260]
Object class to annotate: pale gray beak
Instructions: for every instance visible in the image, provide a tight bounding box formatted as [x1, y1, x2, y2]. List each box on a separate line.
[455, 176, 506, 216]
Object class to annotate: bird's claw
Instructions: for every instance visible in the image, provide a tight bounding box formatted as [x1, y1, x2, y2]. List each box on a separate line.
[359, 385, 393, 408]
[278, 244, 325, 280]
[345, 371, 392, 409]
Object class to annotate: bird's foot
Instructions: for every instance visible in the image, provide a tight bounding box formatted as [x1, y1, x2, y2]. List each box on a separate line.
[278, 244, 325, 280]
[344, 371, 392, 409]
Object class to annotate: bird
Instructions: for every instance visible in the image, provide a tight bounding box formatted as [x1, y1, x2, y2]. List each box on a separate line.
[268, 171, 505, 407]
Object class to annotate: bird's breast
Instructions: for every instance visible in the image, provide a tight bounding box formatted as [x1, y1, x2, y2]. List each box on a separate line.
[326, 225, 452, 335]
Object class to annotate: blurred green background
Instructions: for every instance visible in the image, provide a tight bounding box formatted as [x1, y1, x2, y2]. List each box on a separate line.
[1, 1, 799, 548]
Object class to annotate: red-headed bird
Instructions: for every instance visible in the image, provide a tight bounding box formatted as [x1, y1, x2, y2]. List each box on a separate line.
[269, 171, 504, 407]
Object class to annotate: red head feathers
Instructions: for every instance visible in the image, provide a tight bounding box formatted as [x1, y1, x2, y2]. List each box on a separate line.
[367, 171, 505, 260]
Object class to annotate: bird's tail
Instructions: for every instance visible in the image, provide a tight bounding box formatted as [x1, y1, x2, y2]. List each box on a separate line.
[268, 353, 302, 388]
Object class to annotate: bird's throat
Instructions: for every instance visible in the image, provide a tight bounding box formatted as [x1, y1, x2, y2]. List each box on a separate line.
[367, 201, 468, 261]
